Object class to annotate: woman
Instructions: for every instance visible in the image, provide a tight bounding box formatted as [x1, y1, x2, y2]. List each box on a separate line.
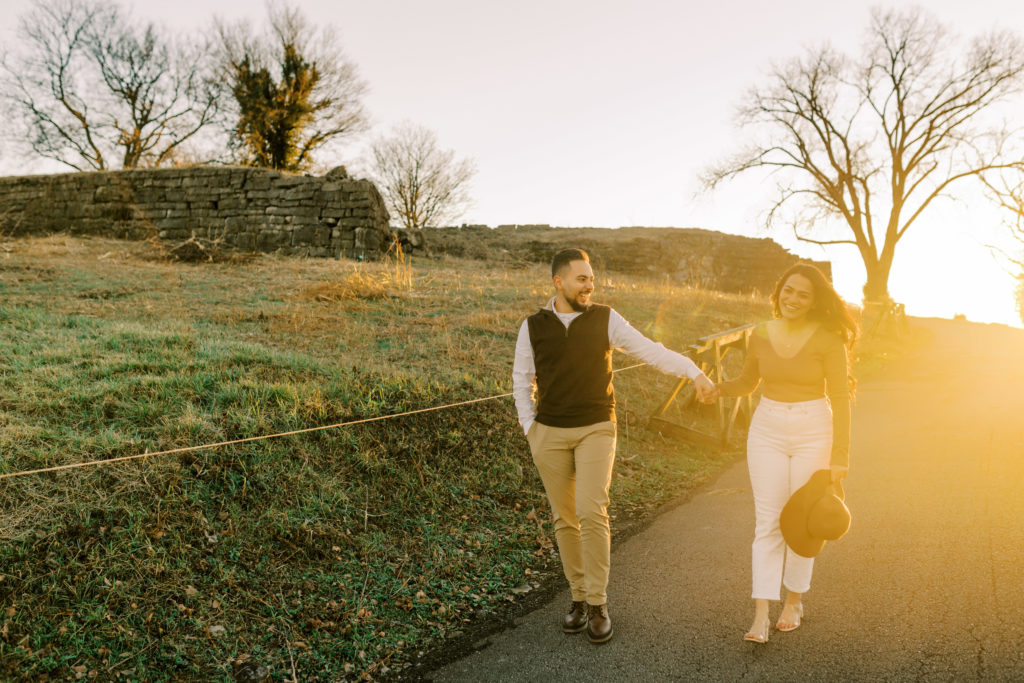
[715, 263, 857, 643]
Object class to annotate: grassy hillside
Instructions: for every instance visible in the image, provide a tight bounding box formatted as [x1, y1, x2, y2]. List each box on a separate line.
[0, 234, 768, 680]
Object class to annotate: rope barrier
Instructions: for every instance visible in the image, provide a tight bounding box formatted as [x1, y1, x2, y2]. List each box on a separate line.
[0, 363, 650, 482]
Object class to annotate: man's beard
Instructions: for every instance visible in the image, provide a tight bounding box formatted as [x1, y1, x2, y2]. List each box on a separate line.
[569, 294, 590, 312]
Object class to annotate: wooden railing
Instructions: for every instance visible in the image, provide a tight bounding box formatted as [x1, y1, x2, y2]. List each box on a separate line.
[647, 323, 757, 449]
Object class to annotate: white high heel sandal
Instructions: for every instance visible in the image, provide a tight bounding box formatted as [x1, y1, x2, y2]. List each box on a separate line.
[775, 603, 803, 632]
[744, 613, 771, 643]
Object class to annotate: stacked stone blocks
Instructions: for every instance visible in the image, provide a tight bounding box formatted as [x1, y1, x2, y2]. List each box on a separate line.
[0, 166, 392, 259]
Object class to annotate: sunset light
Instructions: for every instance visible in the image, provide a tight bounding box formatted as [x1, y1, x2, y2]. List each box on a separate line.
[2, 0, 1024, 679]
[3, 0, 1021, 326]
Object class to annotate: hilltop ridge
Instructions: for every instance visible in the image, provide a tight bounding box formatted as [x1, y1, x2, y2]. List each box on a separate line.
[411, 223, 829, 295]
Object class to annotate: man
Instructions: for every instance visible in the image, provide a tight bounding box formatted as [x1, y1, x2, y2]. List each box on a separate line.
[512, 248, 715, 644]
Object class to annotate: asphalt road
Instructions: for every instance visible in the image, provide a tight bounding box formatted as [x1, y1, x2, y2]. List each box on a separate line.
[429, 318, 1024, 682]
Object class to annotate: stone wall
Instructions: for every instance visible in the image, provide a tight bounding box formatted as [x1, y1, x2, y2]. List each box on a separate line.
[0, 168, 829, 290]
[0, 166, 392, 259]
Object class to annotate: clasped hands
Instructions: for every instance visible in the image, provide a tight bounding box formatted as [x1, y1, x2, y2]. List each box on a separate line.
[694, 374, 719, 404]
[692, 375, 850, 483]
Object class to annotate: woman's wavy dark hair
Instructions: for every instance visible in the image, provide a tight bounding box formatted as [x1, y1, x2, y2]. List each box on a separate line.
[770, 263, 859, 348]
[771, 263, 859, 397]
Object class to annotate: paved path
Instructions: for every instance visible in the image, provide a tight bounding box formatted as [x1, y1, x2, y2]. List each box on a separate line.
[430, 318, 1024, 681]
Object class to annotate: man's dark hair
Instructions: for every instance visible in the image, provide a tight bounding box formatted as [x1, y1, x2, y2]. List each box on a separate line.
[551, 248, 590, 277]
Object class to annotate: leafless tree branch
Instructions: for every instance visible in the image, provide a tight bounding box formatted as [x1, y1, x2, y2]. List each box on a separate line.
[702, 7, 1024, 302]
[368, 122, 477, 230]
[0, 0, 220, 170]
[213, 1, 368, 170]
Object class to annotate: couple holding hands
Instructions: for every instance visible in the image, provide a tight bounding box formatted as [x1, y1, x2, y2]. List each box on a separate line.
[512, 248, 856, 644]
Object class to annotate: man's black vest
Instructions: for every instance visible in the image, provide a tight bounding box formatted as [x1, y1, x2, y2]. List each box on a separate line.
[527, 303, 615, 428]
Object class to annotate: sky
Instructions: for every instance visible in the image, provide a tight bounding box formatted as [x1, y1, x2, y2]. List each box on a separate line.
[2, 0, 1023, 327]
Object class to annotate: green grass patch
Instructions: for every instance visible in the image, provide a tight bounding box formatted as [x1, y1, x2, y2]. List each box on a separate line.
[0, 234, 768, 680]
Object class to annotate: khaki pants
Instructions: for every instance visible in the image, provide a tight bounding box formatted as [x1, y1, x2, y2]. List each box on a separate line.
[527, 420, 617, 605]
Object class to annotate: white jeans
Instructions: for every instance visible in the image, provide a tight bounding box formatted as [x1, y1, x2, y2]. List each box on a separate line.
[747, 397, 833, 600]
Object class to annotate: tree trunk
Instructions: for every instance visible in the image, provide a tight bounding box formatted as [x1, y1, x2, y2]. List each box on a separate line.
[862, 261, 892, 304]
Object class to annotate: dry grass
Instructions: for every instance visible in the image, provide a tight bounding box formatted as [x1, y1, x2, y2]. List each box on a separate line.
[300, 269, 397, 301]
[0, 232, 767, 680]
[297, 237, 414, 302]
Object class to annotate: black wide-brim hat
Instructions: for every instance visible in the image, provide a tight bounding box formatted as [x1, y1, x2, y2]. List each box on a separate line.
[780, 469, 851, 559]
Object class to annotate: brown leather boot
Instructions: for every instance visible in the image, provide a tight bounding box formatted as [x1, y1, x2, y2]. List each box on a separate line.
[562, 600, 588, 633]
[586, 603, 613, 643]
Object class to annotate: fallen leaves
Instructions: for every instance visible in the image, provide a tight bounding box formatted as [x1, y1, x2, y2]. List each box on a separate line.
[71, 664, 97, 680]
[526, 507, 554, 554]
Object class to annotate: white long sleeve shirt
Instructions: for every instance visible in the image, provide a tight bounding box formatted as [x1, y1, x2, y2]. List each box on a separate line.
[512, 298, 706, 434]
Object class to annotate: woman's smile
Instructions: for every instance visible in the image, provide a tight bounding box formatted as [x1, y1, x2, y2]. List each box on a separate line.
[779, 274, 815, 320]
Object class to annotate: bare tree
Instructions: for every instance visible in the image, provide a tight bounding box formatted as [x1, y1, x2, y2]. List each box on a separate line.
[89, 14, 219, 168]
[981, 172, 1024, 323]
[1, 0, 113, 169]
[704, 8, 1024, 303]
[369, 122, 477, 229]
[983, 174, 1024, 244]
[214, 2, 368, 171]
[0, 0, 219, 171]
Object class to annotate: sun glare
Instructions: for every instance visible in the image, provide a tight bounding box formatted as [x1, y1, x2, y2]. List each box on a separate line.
[893, 243, 1020, 328]
[824, 208, 1023, 329]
